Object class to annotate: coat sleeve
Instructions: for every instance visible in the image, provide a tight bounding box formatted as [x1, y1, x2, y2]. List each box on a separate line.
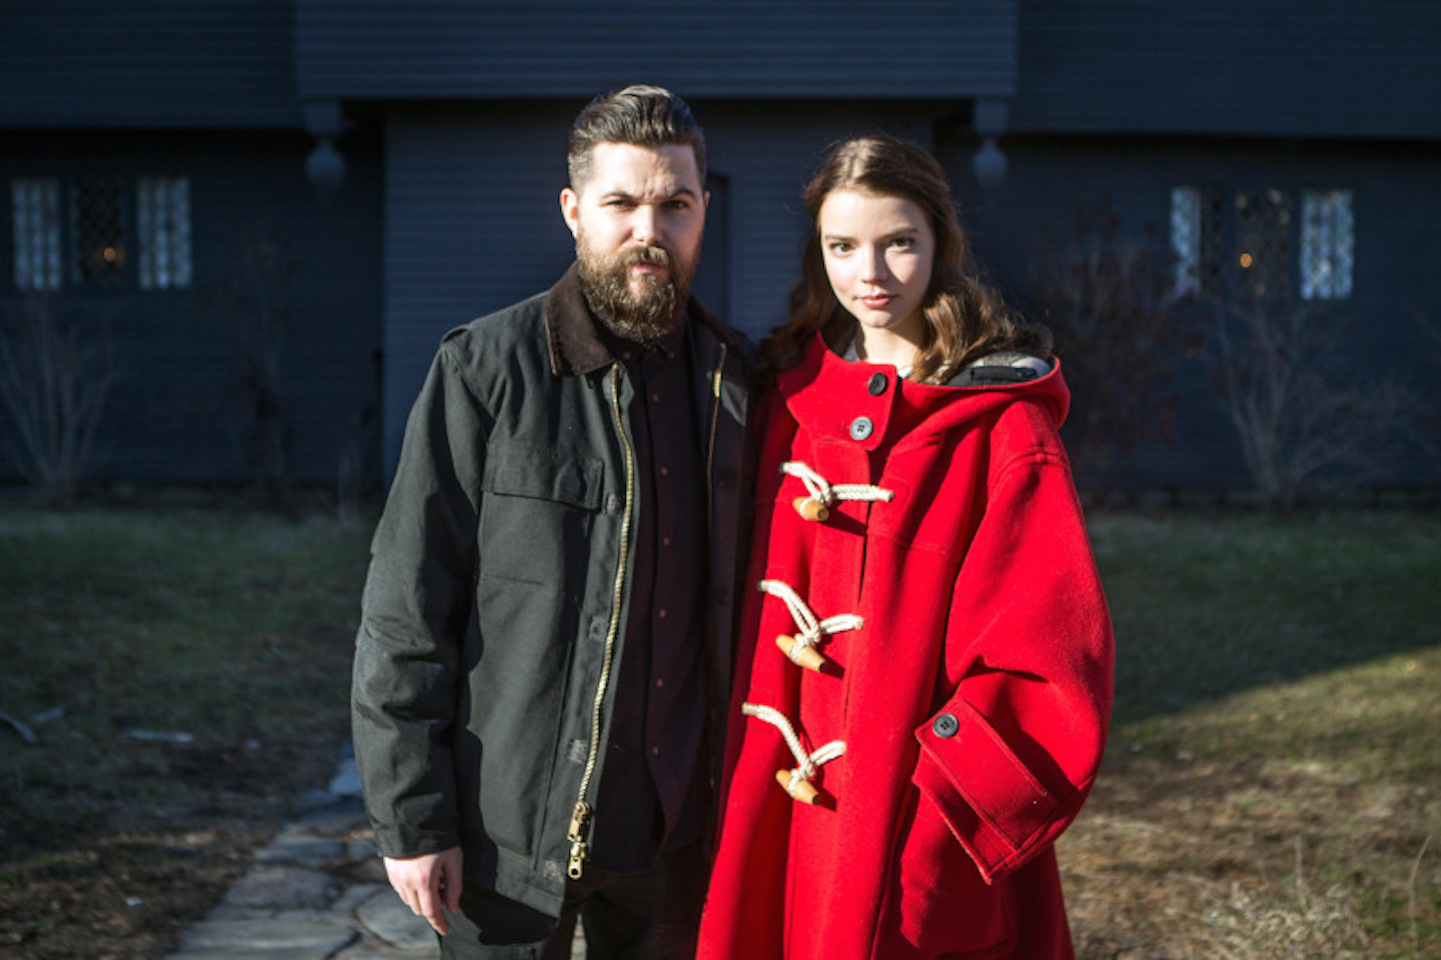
[351, 339, 487, 859]
[911, 429, 1114, 884]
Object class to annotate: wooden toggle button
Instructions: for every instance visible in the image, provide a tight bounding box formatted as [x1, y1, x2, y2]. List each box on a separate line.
[775, 769, 821, 804]
[792, 497, 829, 521]
[776, 634, 830, 673]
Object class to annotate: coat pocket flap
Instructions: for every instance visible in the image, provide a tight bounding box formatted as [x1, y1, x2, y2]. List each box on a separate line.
[487, 452, 605, 511]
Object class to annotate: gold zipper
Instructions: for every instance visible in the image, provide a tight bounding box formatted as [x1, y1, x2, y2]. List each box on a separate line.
[705, 343, 727, 539]
[567, 363, 636, 880]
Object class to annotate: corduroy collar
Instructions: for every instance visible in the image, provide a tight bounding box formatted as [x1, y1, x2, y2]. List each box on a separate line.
[544, 261, 686, 376]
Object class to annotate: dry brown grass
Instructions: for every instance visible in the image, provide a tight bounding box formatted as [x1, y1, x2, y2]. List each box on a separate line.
[1062, 508, 1441, 958]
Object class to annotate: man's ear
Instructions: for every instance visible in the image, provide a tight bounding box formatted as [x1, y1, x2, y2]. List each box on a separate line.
[559, 187, 581, 239]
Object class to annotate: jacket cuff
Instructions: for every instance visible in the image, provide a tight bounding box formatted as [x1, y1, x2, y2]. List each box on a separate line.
[912, 700, 1061, 883]
[370, 822, 461, 861]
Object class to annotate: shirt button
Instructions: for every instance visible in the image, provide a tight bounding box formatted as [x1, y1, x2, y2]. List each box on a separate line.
[658, 608, 668, 619]
[932, 713, 960, 738]
[662, 536, 671, 547]
[660, 466, 669, 477]
[867, 372, 888, 395]
[651, 746, 661, 756]
[655, 678, 665, 689]
[849, 416, 874, 441]
[651, 392, 660, 403]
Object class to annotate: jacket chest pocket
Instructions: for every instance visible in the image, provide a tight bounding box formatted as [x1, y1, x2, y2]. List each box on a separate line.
[479, 450, 607, 586]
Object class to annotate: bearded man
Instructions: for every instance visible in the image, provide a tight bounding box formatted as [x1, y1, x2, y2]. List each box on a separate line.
[351, 86, 753, 959]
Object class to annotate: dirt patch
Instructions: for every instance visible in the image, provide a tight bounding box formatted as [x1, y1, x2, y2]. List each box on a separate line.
[0, 736, 339, 959]
[1063, 748, 1437, 959]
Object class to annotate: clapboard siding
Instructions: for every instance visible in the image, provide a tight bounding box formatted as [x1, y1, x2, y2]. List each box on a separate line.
[941, 132, 1441, 490]
[0, 130, 383, 486]
[0, 1, 300, 129]
[1012, 0, 1441, 140]
[295, 0, 1018, 100]
[379, 103, 577, 468]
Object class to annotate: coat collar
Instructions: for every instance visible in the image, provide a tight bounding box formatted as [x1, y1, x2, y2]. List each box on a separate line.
[544, 262, 615, 377]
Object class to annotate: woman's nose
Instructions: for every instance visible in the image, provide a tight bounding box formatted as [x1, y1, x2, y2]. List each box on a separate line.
[859, 247, 889, 283]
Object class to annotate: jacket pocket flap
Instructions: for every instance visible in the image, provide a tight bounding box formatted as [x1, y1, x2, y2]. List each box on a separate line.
[487, 452, 604, 511]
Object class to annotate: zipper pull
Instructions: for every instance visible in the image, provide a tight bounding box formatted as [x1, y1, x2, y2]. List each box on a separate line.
[566, 801, 591, 879]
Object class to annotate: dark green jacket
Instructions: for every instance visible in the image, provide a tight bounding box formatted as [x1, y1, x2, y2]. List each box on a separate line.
[352, 265, 752, 916]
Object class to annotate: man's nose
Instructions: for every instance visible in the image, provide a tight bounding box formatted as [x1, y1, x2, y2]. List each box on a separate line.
[630, 206, 661, 244]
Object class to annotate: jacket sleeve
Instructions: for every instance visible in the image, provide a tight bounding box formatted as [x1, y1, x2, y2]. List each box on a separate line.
[911, 434, 1114, 884]
[352, 339, 487, 858]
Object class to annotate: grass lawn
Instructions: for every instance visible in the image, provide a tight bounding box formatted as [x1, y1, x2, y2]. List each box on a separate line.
[1064, 509, 1441, 959]
[0, 503, 373, 958]
[0, 502, 1436, 958]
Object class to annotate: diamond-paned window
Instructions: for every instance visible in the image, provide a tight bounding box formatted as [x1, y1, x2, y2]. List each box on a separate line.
[69, 177, 128, 288]
[1169, 185, 1224, 298]
[137, 176, 193, 290]
[1235, 189, 1292, 298]
[11, 178, 63, 291]
[1300, 189, 1354, 300]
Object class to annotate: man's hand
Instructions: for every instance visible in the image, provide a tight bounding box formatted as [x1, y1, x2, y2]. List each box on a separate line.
[384, 847, 464, 936]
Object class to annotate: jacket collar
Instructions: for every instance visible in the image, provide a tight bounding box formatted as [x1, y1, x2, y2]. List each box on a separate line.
[544, 262, 615, 377]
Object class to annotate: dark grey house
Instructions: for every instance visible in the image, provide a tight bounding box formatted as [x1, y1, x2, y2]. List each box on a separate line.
[3, 1, 1438, 496]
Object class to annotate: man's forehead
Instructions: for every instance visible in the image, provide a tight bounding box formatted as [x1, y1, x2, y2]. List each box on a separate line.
[581, 142, 702, 195]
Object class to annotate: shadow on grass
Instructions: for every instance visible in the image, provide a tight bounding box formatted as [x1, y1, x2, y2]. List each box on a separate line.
[1087, 508, 1441, 728]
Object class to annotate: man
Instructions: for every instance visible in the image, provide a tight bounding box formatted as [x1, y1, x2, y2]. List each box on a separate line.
[351, 85, 751, 959]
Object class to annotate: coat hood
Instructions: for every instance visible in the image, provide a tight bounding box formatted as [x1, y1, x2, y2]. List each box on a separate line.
[778, 334, 1070, 453]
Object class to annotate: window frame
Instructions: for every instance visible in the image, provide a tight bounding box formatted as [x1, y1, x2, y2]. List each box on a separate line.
[7, 174, 194, 294]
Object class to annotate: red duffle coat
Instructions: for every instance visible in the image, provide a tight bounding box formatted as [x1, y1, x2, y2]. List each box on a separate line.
[697, 336, 1114, 960]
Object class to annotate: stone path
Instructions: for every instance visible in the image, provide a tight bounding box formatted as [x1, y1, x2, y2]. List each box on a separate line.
[167, 744, 441, 959]
[169, 744, 587, 959]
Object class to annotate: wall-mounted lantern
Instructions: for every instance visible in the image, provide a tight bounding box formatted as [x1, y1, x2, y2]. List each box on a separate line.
[303, 100, 348, 205]
[971, 99, 1010, 190]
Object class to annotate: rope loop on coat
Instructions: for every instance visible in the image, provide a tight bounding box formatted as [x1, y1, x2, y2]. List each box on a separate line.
[742, 702, 846, 801]
[781, 461, 893, 521]
[758, 579, 862, 666]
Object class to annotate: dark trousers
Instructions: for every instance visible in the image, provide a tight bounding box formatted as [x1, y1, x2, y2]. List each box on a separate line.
[439, 843, 708, 960]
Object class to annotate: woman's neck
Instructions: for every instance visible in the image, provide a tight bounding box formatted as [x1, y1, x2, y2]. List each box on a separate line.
[852, 324, 921, 372]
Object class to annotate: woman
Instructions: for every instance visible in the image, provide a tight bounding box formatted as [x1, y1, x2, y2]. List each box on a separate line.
[696, 136, 1114, 959]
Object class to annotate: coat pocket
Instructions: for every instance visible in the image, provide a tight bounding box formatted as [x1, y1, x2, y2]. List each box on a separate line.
[878, 785, 1017, 958]
[479, 451, 606, 586]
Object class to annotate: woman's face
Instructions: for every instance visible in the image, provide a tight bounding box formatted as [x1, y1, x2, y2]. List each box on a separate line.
[817, 188, 935, 348]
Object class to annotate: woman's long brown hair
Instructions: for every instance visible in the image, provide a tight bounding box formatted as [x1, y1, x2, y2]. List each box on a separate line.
[762, 135, 1048, 382]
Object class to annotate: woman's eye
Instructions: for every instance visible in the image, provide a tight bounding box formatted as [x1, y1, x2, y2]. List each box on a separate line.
[827, 243, 853, 255]
[890, 236, 915, 250]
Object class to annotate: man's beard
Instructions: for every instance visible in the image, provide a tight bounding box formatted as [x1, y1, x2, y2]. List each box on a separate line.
[576, 235, 700, 343]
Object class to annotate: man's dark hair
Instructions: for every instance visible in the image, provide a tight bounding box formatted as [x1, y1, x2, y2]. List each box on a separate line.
[567, 84, 706, 190]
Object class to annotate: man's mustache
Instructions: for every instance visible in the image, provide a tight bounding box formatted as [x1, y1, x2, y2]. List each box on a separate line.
[624, 245, 674, 269]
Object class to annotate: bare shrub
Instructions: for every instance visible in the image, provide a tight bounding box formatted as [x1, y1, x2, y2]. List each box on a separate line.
[196, 232, 296, 501]
[0, 295, 122, 503]
[1030, 198, 1188, 489]
[1203, 297, 1419, 512]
